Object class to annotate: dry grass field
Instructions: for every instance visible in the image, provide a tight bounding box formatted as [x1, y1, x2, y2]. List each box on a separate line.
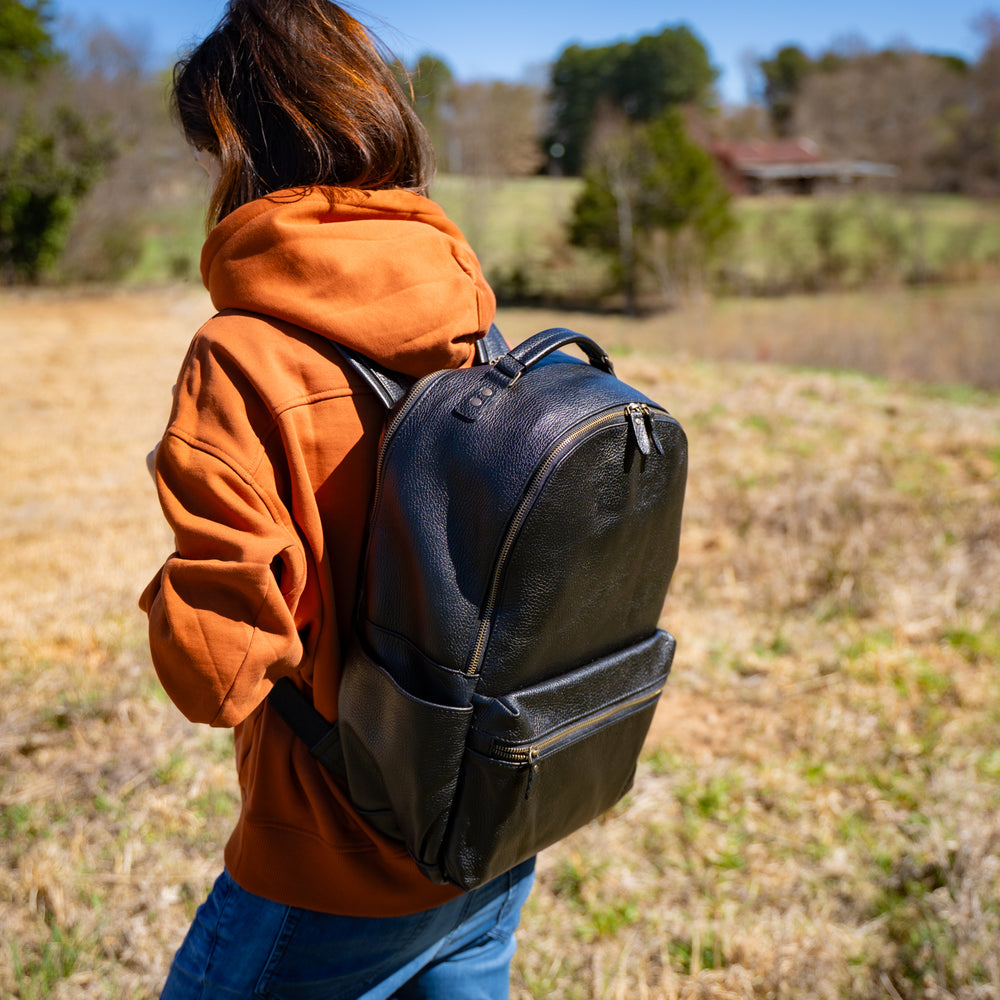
[1, 284, 998, 999]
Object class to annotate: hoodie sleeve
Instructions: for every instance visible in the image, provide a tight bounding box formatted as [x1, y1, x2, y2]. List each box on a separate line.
[139, 429, 306, 728]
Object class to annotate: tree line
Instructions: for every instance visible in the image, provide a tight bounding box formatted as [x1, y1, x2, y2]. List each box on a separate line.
[753, 17, 1000, 195]
[408, 16, 1000, 198]
[0, 0, 186, 283]
[2, 0, 1000, 296]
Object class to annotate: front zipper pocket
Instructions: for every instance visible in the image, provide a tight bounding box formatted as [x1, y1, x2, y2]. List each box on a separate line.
[441, 629, 675, 890]
[485, 682, 665, 797]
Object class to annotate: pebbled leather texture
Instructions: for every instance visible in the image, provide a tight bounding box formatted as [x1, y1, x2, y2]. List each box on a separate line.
[331, 328, 688, 887]
[451, 633, 672, 888]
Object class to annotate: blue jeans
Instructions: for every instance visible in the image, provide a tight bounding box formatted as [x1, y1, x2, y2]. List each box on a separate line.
[160, 859, 535, 1000]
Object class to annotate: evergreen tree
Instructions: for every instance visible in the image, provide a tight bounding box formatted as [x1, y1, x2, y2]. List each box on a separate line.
[570, 109, 733, 313]
[0, 107, 113, 281]
[548, 26, 717, 175]
[0, 0, 57, 78]
[0, 1, 115, 282]
[758, 45, 813, 136]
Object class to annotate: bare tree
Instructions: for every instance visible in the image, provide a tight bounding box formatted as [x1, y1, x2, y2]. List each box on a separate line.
[447, 80, 544, 177]
[953, 15, 1000, 194]
[55, 23, 196, 279]
[792, 50, 967, 190]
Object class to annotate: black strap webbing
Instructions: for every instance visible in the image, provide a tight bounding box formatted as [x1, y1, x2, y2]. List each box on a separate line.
[333, 324, 510, 409]
[268, 677, 347, 781]
[333, 343, 410, 407]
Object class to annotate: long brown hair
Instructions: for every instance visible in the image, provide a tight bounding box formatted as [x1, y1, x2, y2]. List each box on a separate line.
[172, 0, 433, 228]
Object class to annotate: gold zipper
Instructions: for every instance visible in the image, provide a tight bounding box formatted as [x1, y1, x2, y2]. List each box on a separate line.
[367, 369, 447, 528]
[489, 683, 665, 765]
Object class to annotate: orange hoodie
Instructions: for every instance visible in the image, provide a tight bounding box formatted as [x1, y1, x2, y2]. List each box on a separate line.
[140, 186, 495, 915]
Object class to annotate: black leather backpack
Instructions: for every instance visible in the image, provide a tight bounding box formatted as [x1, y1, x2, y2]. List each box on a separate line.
[270, 326, 687, 889]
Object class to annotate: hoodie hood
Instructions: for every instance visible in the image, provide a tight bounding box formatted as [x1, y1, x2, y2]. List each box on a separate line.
[201, 187, 496, 377]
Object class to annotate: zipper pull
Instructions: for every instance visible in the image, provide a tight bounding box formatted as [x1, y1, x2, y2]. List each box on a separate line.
[524, 747, 539, 799]
[626, 403, 651, 456]
[642, 405, 665, 455]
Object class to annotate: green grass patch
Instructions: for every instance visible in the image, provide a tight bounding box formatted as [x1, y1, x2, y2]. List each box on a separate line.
[668, 928, 726, 975]
[128, 199, 208, 285]
[942, 624, 1000, 664]
[9, 924, 84, 1000]
[1, 802, 37, 839]
[152, 746, 188, 786]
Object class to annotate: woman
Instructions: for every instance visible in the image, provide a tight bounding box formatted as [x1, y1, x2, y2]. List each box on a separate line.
[139, 2, 534, 997]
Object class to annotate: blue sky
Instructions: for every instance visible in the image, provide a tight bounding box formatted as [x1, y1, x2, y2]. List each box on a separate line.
[54, 0, 993, 103]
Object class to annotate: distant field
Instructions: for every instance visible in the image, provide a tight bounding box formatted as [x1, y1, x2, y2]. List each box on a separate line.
[726, 193, 1000, 294]
[1, 286, 997, 999]
[434, 180, 1000, 295]
[121, 175, 1000, 390]
[124, 174, 1000, 297]
[502, 282, 1000, 391]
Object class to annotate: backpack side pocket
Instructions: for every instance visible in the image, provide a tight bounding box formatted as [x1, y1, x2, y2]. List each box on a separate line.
[338, 641, 474, 877]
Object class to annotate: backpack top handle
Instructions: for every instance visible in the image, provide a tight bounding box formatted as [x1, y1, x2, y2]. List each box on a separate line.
[500, 328, 616, 380]
[454, 328, 615, 422]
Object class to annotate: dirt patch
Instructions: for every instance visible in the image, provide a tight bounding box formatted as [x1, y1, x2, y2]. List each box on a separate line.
[648, 688, 755, 761]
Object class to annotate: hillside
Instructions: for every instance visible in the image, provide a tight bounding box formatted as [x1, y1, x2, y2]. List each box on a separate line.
[0, 286, 998, 999]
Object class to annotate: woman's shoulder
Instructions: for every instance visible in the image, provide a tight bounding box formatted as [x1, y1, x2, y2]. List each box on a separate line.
[166, 309, 371, 471]
[188, 309, 362, 412]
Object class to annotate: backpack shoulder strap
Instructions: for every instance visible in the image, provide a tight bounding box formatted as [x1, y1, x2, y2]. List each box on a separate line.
[475, 323, 509, 364]
[334, 324, 509, 408]
[268, 324, 510, 775]
[333, 343, 410, 408]
[269, 677, 347, 780]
